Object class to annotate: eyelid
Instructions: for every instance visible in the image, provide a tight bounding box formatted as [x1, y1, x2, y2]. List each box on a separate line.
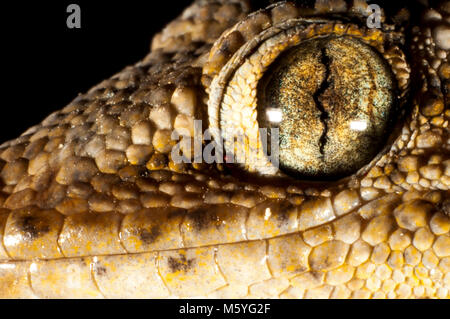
[205, 17, 410, 177]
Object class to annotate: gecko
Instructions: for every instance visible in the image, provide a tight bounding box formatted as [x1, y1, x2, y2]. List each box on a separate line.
[0, 0, 449, 299]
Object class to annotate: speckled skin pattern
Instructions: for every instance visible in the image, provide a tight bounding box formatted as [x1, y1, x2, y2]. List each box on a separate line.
[0, 0, 449, 299]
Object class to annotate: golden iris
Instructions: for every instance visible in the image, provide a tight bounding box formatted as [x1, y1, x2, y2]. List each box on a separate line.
[257, 36, 396, 179]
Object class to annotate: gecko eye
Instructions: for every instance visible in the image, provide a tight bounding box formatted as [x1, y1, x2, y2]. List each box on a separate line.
[257, 36, 395, 179]
[205, 18, 410, 180]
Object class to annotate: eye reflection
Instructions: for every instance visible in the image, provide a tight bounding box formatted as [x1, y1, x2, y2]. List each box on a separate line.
[266, 108, 283, 124]
[349, 120, 368, 132]
[257, 36, 396, 180]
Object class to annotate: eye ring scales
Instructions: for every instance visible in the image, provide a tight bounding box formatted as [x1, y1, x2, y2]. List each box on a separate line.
[204, 2, 410, 180]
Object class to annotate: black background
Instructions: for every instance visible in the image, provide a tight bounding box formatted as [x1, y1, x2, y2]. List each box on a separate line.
[0, 0, 424, 144]
[1, 1, 191, 142]
[0, 298, 446, 316]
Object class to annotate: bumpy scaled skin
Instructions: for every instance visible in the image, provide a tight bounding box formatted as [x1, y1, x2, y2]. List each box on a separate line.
[0, 0, 449, 299]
